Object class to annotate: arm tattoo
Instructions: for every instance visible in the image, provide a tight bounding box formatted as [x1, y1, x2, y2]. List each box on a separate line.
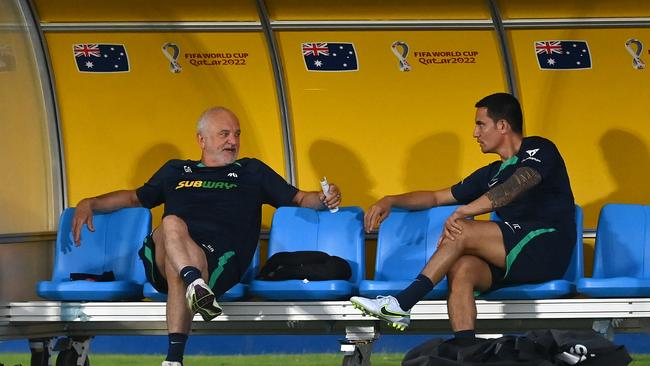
[485, 167, 542, 209]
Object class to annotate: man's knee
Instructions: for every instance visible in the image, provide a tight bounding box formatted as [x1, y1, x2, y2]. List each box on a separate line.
[159, 215, 189, 236]
[442, 219, 501, 254]
[440, 219, 473, 252]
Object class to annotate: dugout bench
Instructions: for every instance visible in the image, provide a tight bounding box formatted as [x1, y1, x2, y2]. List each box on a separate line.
[1, 299, 650, 366]
[4, 204, 650, 366]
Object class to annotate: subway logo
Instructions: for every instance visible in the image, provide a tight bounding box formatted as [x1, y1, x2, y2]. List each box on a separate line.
[175, 180, 238, 190]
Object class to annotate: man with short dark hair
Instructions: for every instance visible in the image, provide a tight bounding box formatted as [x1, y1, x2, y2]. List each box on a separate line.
[72, 107, 341, 366]
[351, 92, 575, 339]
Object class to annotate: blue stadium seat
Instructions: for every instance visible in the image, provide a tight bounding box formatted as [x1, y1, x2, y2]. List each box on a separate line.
[577, 204, 650, 297]
[480, 205, 584, 300]
[358, 206, 461, 299]
[37, 207, 151, 301]
[143, 247, 260, 302]
[248, 206, 365, 300]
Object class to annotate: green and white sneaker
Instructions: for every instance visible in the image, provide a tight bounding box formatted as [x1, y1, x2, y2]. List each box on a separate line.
[350, 295, 411, 331]
[185, 278, 222, 321]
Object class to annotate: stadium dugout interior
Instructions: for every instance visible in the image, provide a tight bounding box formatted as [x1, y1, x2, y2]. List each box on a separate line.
[2, 0, 650, 365]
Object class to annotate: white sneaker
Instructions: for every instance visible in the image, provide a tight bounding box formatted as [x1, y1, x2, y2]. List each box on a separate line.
[161, 361, 182, 366]
[185, 278, 222, 321]
[350, 295, 411, 331]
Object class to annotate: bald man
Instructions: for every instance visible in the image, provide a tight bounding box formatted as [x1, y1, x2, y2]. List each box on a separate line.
[72, 107, 341, 366]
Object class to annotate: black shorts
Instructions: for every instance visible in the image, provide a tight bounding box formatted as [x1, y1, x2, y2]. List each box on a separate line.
[138, 234, 242, 296]
[488, 221, 574, 290]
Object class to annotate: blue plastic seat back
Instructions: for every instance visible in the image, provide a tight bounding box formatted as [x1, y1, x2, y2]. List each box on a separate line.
[240, 245, 261, 284]
[593, 204, 650, 279]
[565, 205, 584, 282]
[52, 207, 151, 284]
[375, 206, 460, 281]
[268, 206, 365, 286]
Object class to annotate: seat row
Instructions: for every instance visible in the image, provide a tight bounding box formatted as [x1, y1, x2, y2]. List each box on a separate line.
[36, 204, 650, 302]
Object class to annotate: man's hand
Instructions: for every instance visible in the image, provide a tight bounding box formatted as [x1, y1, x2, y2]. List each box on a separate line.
[364, 197, 392, 233]
[72, 198, 95, 246]
[441, 208, 465, 243]
[320, 183, 341, 210]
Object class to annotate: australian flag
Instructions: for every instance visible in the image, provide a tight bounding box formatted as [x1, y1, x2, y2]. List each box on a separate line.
[535, 40, 591, 70]
[302, 42, 358, 72]
[73, 44, 129, 73]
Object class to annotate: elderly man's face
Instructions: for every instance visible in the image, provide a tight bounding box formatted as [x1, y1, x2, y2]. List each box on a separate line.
[198, 111, 241, 166]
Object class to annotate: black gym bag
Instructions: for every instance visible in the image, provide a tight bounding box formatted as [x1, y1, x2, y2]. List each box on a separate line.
[255, 250, 352, 281]
[402, 329, 631, 366]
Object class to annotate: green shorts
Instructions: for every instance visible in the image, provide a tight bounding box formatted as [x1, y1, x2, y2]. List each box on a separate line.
[138, 234, 242, 296]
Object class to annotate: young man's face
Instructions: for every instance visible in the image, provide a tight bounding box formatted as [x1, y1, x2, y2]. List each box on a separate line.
[198, 111, 241, 166]
[473, 107, 503, 154]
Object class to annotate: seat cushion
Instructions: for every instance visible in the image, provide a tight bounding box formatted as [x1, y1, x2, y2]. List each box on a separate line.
[480, 280, 574, 300]
[577, 277, 650, 298]
[142, 282, 248, 302]
[359, 279, 448, 299]
[37, 280, 143, 301]
[249, 279, 353, 300]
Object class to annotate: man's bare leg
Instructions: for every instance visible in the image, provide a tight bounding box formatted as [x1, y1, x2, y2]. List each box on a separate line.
[351, 219, 506, 331]
[152, 215, 211, 365]
[447, 255, 493, 332]
[421, 219, 505, 285]
[393, 219, 505, 311]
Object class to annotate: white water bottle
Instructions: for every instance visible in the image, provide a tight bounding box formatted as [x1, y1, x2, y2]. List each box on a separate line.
[320, 176, 339, 213]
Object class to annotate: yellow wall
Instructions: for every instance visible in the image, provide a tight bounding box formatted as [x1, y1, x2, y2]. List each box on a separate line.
[34, 0, 259, 22]
[46, 32, 284, 227]
[267, 0, 490, 20]
[499, 0, 650, 19]
[509, 28, 650, 227]
[278, 30, 507, 208]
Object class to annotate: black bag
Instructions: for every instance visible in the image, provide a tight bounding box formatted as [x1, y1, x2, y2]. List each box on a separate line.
[70, 271, 115, 282]
[403, 336, 552, 366]
[525, 329, 632, 366]
[402, 329, 632, 366]
[255, 251, 351, 281]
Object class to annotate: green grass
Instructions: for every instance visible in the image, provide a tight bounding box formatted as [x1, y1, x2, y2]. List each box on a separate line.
[0, 353, 403, 366]
[0, 353, 647, 366]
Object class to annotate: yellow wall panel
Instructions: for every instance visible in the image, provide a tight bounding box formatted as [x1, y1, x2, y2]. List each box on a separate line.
[500, 0, 650, 19]
[46, 32, 283, 227]
[34, 0, 258, 22]
[278, 31, 507, 209]
[509, 28, 650, 227]
[268, 0, 490, 21]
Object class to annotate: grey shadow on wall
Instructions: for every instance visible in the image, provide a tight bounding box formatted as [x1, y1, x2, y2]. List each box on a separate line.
[308, 140, 377, 208]
[131, 143, 183, 187]
[582, 129, 650, 226]
[403, 132, 463, 192]
[131, 143, 183, 221]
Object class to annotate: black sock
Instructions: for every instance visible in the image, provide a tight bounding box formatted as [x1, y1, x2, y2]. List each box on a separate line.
[166, 333, 188, 363]
[454, 329, 476, 339]
[180, 266, 201, 287]
[395, 274, 434, 311]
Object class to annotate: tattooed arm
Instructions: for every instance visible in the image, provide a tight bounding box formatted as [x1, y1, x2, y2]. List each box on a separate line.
[485, 167, 542, 209]
[456, 166, 542, 217]
[442, 167, 542, 241]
